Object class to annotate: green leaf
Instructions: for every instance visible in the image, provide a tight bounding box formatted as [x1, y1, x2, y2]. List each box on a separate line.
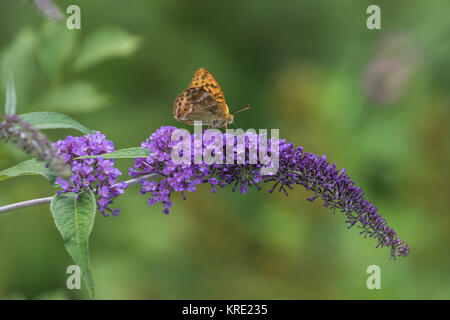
[76, 147, 150, 160]
[73, 27, 140, 71]
[36, 81, 109, 113]
[4, 71, 16, 115]
[19, 112, 91, 134]
[38, 21, 77, 80]
[0, 28, 36, 107]
[50, 189, 96, 297]
[0, 159, 57, 183]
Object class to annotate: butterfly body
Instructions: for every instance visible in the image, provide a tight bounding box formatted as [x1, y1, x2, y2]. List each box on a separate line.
[173, 68, 237, 128]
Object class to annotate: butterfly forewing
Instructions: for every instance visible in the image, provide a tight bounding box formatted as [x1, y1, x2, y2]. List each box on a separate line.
[189, 68, 227, 109]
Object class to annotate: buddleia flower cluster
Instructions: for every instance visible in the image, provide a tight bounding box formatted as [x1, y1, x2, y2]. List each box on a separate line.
[129, 126, 409, 259]
[53, 131, 127, 217]
[0, 114, 71, 178]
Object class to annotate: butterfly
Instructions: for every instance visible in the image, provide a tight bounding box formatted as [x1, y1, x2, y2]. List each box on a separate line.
[173, 68, 249, 129]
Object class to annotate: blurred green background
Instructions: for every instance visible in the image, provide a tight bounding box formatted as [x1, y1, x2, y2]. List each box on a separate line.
[0, 0, 449, 299]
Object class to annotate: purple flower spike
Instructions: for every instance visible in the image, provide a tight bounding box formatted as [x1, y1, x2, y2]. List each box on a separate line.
[130, 126, 409, 259]
[54, 131, 127, 217]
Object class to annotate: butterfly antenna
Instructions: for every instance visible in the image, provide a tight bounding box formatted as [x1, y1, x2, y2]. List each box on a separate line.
[234, 104, 251, 114]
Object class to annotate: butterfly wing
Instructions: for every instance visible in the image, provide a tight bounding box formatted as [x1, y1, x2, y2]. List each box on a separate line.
[173, 87, 223, 126]
[189, 68, 229, 115]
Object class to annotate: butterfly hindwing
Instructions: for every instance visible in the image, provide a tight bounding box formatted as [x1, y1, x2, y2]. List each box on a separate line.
[173, 87, 220, 125]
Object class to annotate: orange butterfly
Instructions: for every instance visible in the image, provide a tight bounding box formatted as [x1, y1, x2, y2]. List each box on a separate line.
[173, 68, 249, 129]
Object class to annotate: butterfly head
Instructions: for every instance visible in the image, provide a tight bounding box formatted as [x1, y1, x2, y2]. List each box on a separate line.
[226, 113, 234, 125]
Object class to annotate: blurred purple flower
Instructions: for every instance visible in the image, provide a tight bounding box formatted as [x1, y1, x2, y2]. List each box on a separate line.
[54, 131, 127, 217]
[363, 33, 421, 105]
[32, 0, 64, 22]
[130, 126, 409, 259]
[0, 114, 71, 178]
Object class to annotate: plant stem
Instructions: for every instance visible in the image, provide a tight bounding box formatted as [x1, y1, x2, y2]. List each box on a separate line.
[0, 173, 159, 215]
[0, 197, 54, 215]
